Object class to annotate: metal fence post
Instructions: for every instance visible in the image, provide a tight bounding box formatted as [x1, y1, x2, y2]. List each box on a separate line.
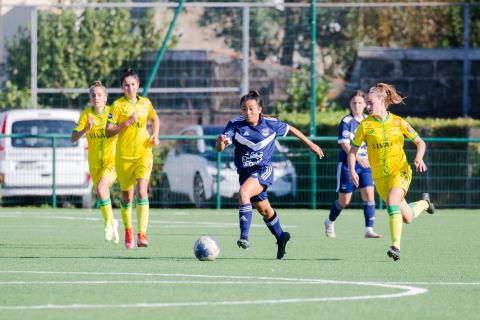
[31, 7, 38, 109]
[241, 6, 250, 95]
[463, 3, 470, 117]
[310, 0, 317, 209]
[216, 151, 222, 209]
[52, 136, 57, 208]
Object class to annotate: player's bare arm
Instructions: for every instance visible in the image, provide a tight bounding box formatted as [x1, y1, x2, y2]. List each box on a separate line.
[148, 114, 160, 146]
[340, 142, 370, 168]
[71, 115, 95, 142]
[106, 112, 137, 138]
[413, 137, 427, 172]
[288, 125, 324, 159]
[348, 146, 360, 187]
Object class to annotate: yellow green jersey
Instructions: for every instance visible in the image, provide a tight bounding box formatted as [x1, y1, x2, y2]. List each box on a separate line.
[73, 106, 116, 168]
[107, 95, 157, 160]
[352, 112, 418, 179]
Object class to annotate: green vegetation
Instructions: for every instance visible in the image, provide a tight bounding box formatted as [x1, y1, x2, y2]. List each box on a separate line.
[1, 0, 166, 109]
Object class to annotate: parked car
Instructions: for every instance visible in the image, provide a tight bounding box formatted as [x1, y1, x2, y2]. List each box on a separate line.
[0, 109, 92, 207]
[161, 125, 297, 207]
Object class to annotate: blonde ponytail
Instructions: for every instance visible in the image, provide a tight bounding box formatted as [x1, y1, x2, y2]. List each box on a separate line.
[368, 83, 404, 107]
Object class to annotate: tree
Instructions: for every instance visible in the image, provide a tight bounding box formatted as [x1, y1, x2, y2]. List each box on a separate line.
[1, 0, 165, 109]
[198, 0, 480, 77]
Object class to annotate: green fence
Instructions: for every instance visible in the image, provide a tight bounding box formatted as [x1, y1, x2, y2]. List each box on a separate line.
[1, 134, 479, 209]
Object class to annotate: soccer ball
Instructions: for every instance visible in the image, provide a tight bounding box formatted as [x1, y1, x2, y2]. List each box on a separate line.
[193, 236, 220, 261]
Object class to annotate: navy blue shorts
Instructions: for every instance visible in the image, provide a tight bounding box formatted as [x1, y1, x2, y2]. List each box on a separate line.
[239, 165, 274, 203]
[336, 161, 374, 193]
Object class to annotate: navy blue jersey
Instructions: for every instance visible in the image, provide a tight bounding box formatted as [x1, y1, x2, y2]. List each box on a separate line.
[222, 115, 289, 170]
[337, 114, 368, 162]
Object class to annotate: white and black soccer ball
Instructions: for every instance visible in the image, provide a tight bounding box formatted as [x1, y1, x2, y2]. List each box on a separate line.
[193, 236, 220, 261]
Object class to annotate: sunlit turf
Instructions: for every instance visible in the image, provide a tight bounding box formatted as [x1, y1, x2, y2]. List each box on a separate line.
[0, 208, 479, 320]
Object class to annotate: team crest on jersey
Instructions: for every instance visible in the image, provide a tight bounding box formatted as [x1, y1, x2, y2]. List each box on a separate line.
[108, 112, 112, 119]
[342, 130, 350, 138]
[406, 124, 416, 135]
[261, 128, 270, 137]
[242, 131, 250, 136]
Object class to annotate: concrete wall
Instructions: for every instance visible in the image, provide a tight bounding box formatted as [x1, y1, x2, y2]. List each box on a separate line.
[347, 47, 480, 118]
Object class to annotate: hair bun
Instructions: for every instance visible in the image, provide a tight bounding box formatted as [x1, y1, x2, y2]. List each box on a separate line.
[91, 80, 102, 87]
[248, 90, 260, 97]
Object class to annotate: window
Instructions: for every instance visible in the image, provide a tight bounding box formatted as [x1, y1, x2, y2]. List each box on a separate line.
[12, 120, 78, 148]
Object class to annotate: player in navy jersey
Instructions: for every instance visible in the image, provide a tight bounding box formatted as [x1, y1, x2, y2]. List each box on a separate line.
[216, 90, 324, 259]
[324, 90, 381, 239]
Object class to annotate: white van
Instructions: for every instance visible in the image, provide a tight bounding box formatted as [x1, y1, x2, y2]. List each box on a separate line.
[0, 109, 92, 207]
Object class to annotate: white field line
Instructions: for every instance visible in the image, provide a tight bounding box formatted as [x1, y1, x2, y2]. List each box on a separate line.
[0, 214, 296, 228]
[0, 270, 428, 310]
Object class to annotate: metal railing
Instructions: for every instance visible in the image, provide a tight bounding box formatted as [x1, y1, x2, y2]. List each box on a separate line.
[1, 134, 479, 209]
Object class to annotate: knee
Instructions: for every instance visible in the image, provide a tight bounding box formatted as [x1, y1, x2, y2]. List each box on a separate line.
[96, 187, 108, 200]
[238, 189, 251, 204]
[122, 193, 133, 204]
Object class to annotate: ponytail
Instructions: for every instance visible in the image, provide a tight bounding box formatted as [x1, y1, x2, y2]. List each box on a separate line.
[368, 83, 404, 107]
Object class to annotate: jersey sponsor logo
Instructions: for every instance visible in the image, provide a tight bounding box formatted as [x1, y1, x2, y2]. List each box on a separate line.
[88, 131, 106, 139]
[242, 151, 263, 167]
[261, 128, 270, 137]
[128, 122, 141, 128]
[371, 141, 395, 149]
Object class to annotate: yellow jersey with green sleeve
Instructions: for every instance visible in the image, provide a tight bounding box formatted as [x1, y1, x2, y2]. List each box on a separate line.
[107, 95, 157, 160]
[352, 112, 418, 179]
[73, 106, 116, 168]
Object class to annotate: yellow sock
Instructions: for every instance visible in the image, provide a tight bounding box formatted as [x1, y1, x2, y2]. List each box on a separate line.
[98, 198, 113, 228]
[136, 198, 149, 235]
[409, 200, 429, 219]
[387, 205, 402, 249]
[121, 201, 133, 229]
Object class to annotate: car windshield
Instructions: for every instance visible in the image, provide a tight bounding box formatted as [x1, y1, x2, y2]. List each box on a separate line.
[12, 120, 78, 148]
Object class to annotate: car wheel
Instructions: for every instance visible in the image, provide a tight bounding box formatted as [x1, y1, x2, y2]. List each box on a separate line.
[193, 172, 206, 208]
[159, 174, 172, 208]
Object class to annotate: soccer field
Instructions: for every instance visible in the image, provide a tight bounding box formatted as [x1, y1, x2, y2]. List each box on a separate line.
[0, 207, 478, 320]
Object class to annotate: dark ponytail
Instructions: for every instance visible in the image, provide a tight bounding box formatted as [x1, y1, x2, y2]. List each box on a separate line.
[240, 90, 263, 109]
